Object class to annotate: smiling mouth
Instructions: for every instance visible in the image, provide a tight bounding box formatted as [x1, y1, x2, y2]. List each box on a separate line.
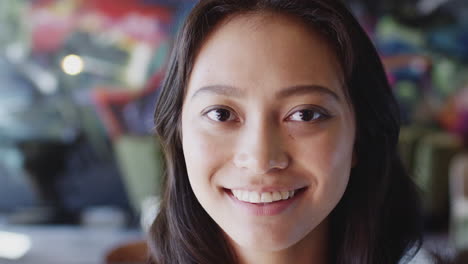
[224, 187, 307, 204]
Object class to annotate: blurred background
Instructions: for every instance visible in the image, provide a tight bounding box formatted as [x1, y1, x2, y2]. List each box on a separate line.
[0, 0, 466, 263]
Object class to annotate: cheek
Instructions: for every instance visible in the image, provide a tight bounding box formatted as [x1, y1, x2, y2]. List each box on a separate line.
[182, 119, 232, 191]
[294, 124, 354, 195]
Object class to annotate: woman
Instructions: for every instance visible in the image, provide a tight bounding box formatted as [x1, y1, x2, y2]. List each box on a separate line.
[149, 0, 423, 263]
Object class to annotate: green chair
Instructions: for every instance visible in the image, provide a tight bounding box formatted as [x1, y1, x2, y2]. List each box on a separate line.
[412, 131, 463, 229]
[449, 152, 468, 250]
[114, 135, 163, 217]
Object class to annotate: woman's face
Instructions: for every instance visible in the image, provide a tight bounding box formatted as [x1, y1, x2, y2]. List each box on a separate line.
[181, 13, 356, 252]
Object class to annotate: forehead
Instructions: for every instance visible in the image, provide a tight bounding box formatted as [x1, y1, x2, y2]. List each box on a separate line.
[187, 12, 345, 99]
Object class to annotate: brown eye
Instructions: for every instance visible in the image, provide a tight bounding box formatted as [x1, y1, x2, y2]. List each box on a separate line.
[288, 109, 328, 122]
[206, 108, 236, 122]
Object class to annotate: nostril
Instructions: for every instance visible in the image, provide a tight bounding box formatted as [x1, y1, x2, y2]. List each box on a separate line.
[269, 160, 284, 169]
[233, 152, 289, 173]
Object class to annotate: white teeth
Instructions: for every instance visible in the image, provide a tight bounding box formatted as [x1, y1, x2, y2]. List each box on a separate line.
[272, 191, 282, 201]
[260, 192, 273, 203]
[241, 191, 249, 201]
[249, 192, 260, 203]
[232, 189, 297, 204]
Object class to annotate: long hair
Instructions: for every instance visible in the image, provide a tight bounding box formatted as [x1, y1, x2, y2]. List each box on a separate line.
[150, 0, 423, 263]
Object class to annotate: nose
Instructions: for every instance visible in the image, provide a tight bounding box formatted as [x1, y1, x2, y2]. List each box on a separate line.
[233, 119, 289, 174]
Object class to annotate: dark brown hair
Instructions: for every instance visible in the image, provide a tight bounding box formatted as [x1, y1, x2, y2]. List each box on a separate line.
[150, 0, 423, 263]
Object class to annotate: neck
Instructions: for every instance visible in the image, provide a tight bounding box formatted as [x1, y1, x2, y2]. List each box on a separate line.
[234, 219, 329, 264]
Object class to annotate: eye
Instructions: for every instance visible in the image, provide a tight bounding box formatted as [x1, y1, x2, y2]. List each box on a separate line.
[205, 108, 237, 122]
[287, 108, 329, 122]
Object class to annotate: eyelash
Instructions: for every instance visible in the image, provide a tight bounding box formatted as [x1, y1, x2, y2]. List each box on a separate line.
[204, 107, 238, 122]
[203, 106, 331, 123]
[287, 108, 331, 122]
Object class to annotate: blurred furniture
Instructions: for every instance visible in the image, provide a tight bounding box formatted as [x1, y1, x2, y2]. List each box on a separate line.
[114, 136, 162, 214]
[17, 139, 75, 224]
[450, 152, 468, 251]
[0, 224, 142, 264]
[400, 128, 464, 230]
[399, 126, 434, 174]
[105, 240, 148, 264]
[93, 70, 165, 264]
[92, 71, 165, 216]
[413, 131, 463, 229]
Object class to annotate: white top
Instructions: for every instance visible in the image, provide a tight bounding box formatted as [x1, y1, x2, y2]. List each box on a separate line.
[402, 247, 434, 264]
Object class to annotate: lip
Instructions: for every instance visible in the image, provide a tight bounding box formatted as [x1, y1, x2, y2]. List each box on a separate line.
[228, 185, 307, 193]
[225, 187, 307, 216]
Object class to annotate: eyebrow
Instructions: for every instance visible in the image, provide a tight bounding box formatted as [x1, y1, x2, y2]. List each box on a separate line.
[191, 84, 340, 101]
[191, 85, 245, 99]
[276, 85, 340, 101]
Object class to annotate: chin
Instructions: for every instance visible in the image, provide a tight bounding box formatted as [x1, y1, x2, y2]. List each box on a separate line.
[227, 227, 304, 252]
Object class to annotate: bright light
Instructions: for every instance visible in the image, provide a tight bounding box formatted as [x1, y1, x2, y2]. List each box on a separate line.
[61, 54, 84, 75]
[0, 231, 31, 259]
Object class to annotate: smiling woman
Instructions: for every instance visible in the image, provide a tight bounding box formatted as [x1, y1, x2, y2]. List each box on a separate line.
[149, 0, 422, 264]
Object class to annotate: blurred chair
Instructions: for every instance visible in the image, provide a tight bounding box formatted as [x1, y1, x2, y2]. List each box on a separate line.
[92, 70, 164, 216]
[412, 131, 463, 230]
[114, 135, 162, 216]
[449, 152, 468, 251]
[399, 126, 434, 174]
